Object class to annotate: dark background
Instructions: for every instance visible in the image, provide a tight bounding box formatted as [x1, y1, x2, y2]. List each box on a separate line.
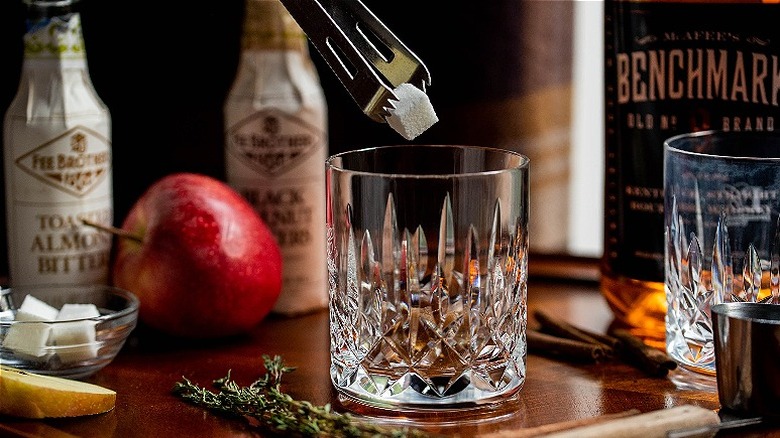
[0, 0, 574, 277]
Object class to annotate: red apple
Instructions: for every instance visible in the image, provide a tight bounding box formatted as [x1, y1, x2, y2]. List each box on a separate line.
[112, 172, 282, 338]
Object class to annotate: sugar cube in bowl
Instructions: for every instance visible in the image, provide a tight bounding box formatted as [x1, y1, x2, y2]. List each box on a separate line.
[0, 285, 139, 379]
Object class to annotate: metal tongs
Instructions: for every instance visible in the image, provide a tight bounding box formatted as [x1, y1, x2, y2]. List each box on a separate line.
[278, 0, 432, 123]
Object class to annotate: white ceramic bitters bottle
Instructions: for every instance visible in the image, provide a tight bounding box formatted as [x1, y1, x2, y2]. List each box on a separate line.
[224, 0, 328, 315]
[3, 0, 114, 286]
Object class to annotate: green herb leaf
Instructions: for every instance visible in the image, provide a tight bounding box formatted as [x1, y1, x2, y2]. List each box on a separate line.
[172, 354, 432, 437]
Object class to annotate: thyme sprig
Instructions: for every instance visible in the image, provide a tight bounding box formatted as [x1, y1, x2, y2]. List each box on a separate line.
[172, 354, 431, 438]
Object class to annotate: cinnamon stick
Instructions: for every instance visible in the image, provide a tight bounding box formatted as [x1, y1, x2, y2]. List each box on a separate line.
[527, 329, 609, 363]
[534, 310, 621, 351]
[537, 405, 719, 438]
[481, 409, 641, 438]
[528, 309, 679, 377]
[481, 406, 720, 438]
[608, 328, 677, 377]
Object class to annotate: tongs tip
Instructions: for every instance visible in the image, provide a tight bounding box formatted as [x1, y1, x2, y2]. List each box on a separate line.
[279, 0, 437, 139]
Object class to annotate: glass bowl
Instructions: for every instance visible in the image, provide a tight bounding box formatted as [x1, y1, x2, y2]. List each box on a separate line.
[0, 284, 139, 379]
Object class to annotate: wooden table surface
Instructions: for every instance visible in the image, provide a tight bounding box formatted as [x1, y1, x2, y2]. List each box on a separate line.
[1, 258, 778, 437]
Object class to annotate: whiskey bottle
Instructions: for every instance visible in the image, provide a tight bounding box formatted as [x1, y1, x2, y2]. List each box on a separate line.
[603, 0, 780, 342]
[224, 0, 328, 315]
[3, 0, 113, 286]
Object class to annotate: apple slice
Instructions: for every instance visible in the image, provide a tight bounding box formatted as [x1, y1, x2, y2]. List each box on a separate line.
[0, 365, 116, 418]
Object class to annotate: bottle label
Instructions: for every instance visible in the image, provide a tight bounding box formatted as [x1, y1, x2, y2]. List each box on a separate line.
[25, 13, 85, 60]
[15, 126, 110, 196]
[604, 1, 780, 282]
[226, 108, 322, 176]
[225, 107, 328, 313]
[5, 122, 113, 286]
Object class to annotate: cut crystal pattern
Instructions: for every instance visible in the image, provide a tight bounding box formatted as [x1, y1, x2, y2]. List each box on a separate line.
[666, 196, 780, 372]
[329, 193, 527, 401]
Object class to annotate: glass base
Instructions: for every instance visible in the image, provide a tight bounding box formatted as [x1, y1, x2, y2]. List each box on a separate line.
[333, 373, 525, 413]
[668, 366, 717, 392]
[336, 387, 525, 426]
[668, 354, 716, 377]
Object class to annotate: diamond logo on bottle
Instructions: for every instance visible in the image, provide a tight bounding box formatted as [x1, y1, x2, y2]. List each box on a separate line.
[227, 108, 322, 176]
[15, 126, 111, 197]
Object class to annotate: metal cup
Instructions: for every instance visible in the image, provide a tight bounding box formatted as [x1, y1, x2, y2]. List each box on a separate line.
[712, 302, 780, 417]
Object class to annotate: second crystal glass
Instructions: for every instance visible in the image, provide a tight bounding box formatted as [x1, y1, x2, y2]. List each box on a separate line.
[664, 131, 780, 376]
[326, 145, 529, 411]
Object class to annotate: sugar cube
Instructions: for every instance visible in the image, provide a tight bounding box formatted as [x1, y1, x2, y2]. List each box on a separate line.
[52, 303, 101, 363]
[17, 295, 59, 321]
[57, 303, 100, 320]
[51, 321, 99, 363]
[1, 298, 103, 363]
[2, 321, 52, 359]
[385, 83, 439, 141]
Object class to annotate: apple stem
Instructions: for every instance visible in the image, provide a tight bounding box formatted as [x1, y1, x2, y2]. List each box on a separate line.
[81, 219, 143, 244]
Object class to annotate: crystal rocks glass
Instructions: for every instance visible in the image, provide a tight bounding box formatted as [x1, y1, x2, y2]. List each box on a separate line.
[664, 131, 780, 375]
[326, 145, 529, 411]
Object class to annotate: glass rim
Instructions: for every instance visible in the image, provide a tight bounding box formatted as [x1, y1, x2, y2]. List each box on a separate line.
[712, 302, 780, 326]
[0, 284, 140, 325]
[664, 129, 780, 161]
[325, 144, 530, 178]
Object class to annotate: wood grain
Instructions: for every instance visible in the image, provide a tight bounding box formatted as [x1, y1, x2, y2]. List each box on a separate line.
[1, 275, 778, 437]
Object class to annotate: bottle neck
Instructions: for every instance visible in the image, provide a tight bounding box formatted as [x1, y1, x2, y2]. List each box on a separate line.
[25, 0, 77, 23]
[23, 0, 86, 62]
[242, 0, 308, 53]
